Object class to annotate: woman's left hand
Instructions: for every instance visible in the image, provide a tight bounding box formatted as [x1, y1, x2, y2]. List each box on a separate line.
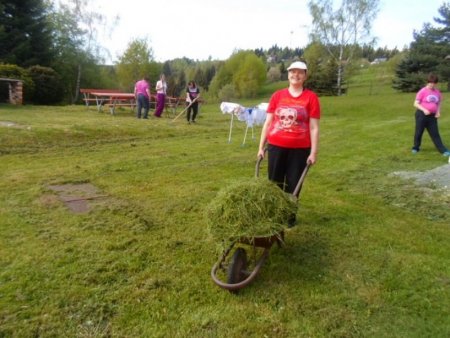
[307, 153, 317, 165]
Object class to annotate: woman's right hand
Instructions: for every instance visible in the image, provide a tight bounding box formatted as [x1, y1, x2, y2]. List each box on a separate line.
[257, 148, 265, 159]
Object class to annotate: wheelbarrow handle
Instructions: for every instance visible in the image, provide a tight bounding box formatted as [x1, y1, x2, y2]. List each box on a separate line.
[292, 163, 310, 198]
[255, 155, 264, 178]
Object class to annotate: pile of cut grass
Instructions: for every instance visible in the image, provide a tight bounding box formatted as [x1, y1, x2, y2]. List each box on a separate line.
[205, 178, 297, 247]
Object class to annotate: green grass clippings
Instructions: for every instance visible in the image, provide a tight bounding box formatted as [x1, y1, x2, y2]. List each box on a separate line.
[205, 178, 297, 245]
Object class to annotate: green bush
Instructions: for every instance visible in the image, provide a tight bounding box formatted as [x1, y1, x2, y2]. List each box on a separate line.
[218, 83, 236, 102]
[28, 65, 64, 105]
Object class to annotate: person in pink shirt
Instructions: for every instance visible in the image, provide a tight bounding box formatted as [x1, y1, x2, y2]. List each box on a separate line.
[412, 73, 450, 156]
[134, 76, 151, 119]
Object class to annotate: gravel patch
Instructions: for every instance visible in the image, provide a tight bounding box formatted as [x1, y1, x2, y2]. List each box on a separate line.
[391, 164, 450, 195]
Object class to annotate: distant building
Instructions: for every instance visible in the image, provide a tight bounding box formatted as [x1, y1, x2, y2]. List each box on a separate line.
[370, 57, 387, 65]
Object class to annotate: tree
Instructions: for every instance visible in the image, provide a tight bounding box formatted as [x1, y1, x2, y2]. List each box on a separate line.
[49, 0, 114, 103]
[308, 0, 380, 95]
[303, 42, 340, 95]
[267, 66, 281, 83]
[233, 53, 266, 98]
[209, 51, 266, 99]
[0, 0, 55, 67]
[115, 38, 160, 92]
[393, 2, 450, 91]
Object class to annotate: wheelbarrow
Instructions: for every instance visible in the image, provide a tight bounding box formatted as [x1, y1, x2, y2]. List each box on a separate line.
[210, 156, 310, 292]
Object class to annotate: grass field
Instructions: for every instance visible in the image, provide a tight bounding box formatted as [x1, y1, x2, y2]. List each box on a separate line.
[1, 69, 449, 337]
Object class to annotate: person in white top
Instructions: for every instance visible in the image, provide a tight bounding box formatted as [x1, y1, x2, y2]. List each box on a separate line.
[154, 74, 167, 118]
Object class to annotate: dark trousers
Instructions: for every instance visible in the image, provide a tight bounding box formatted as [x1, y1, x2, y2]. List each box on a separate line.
[136, 94, 149, 118]
[267, 144, 310, 197]
[187, 102, 199, 122]
[413, 109, 447, 153]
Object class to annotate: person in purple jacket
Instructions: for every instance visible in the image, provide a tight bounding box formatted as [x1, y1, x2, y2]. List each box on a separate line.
[412, 73, 450, 157]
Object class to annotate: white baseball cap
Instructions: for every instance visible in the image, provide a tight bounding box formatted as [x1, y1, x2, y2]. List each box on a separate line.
[287, 61, 308, 71]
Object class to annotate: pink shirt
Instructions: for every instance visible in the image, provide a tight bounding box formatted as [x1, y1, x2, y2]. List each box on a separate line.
[416, 87, 441, 114]
[135, 80, 150, 98]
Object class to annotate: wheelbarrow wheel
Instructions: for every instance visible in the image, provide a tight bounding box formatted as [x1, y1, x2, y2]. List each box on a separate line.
[227, 247, 248, 286]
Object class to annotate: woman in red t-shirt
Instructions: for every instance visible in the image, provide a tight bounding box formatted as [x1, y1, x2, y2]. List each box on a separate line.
[257, 61, 320, 226]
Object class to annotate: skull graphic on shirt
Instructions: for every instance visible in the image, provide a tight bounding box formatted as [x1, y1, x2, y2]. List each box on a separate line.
[277, 107, 298, 129]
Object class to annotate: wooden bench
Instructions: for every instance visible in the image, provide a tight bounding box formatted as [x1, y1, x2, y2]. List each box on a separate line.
[106, 98, 136, 114]
[80, 88, 122, 109]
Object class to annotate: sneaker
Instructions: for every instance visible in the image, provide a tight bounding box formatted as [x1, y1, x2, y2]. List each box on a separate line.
[411, 149, 418, 154]
[443, 151, 450, 157]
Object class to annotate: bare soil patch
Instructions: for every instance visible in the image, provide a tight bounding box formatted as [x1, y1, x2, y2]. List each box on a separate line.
[0, 121, 29, 129]
[47, 183, 107, 213]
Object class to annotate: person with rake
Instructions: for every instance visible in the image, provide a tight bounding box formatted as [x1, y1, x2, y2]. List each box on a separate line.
[186, 81, 200, 124]
[257, 61, 321, 227]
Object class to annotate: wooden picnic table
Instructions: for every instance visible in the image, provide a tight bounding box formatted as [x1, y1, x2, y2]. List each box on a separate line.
[80, 88, 122, 109]
[90, 91, 136, 114]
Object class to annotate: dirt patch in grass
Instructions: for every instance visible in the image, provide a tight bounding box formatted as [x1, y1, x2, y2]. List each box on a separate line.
[391, 164, 450, 195]
[0, 120, 30, 129]
[47, 183, 108, 213]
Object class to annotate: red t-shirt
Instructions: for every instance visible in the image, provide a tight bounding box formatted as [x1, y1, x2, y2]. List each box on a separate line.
[266, 88, 321, 148]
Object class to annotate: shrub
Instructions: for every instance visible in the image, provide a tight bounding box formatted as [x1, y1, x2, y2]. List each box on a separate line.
[28, 65, 64, 104]
[218, 83, 236, 102]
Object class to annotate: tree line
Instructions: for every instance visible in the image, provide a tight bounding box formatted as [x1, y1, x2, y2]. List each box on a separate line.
[1, 0, 448, 105]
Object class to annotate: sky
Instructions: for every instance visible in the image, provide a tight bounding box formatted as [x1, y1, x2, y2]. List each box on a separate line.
[87, 0, 445, 63]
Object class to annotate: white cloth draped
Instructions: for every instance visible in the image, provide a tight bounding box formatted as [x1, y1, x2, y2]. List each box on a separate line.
[220, 101, 267, 127]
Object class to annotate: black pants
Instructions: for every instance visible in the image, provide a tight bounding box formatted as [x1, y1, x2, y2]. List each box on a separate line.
[187, 102, 199, 122]
[267, 144, 310, 197]
[413, 109, 447, 153]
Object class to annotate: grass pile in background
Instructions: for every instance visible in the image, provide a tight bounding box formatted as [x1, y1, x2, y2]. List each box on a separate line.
[205, 178, 297, 248]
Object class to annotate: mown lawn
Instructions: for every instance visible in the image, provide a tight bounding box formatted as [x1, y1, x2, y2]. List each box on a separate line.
[0, 74, 449, 337]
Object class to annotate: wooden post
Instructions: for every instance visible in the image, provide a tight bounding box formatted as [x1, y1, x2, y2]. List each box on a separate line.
[10, 81, 23, 105]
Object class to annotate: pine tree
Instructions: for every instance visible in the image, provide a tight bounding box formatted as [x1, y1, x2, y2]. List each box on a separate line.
[393, 2, 450, 92]
[0, 0, 55, 67]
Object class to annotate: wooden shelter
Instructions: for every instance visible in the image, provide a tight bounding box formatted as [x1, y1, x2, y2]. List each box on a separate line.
[0, 78, 23, 104]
